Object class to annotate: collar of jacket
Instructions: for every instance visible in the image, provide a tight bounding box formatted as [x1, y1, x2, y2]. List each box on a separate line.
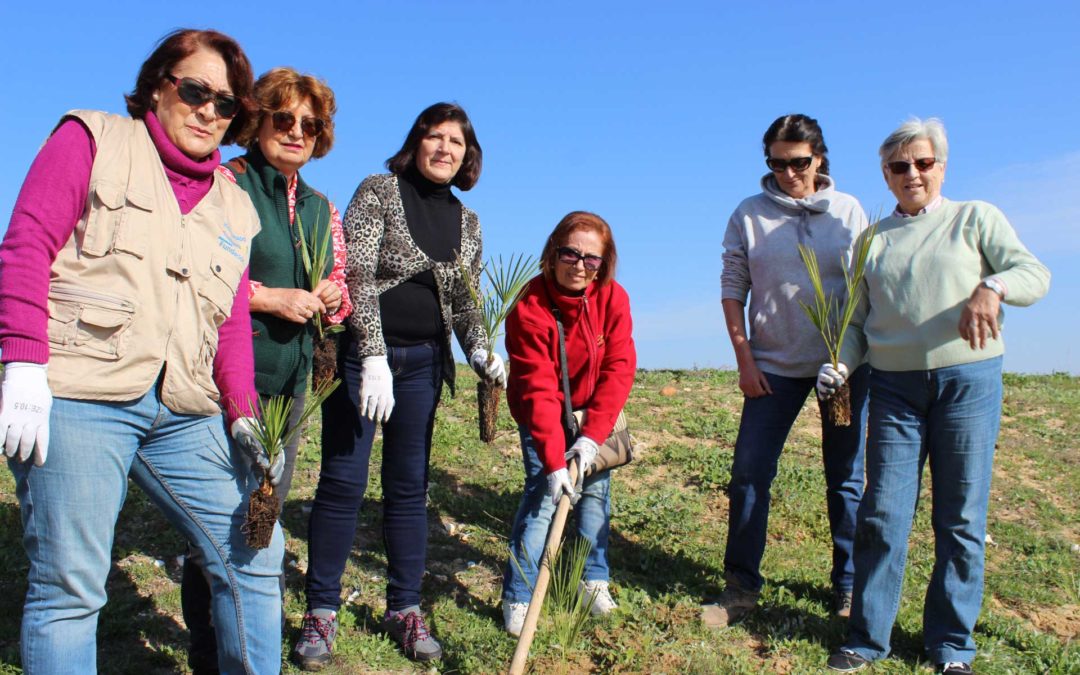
[243, 145, 318, 205]
[543, 274, 598, 324]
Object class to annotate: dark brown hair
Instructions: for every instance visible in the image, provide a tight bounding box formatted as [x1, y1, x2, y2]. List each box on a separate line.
[125, 29, 255, 146]
[385, 102, 482, 190]
[763, 113, 830, 179]
[236, 67, 338, 159]
[540, 211, 618, 287]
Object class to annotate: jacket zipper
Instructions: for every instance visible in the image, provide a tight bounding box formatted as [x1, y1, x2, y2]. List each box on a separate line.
[50, 283, 136, 312]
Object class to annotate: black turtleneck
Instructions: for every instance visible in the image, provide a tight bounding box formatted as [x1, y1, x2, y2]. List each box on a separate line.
[380, 167, 463, 346]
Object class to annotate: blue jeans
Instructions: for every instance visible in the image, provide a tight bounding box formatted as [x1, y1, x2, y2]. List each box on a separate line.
[502, 427, 612, 604]
[844, 357, 1002, 665]
[305, 339, 442, 612]
[724, 364, 869, 593]
[9, 390, 284, 675]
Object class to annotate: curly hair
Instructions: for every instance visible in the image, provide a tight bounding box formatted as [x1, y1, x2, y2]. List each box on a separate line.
[236, 67, 337, 159]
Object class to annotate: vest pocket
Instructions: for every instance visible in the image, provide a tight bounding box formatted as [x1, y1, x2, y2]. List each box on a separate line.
[47, 284, 136, 360]
[81, 181, 151, 259]
[193, 334, 220, 398]
[197, 255, 243, 328]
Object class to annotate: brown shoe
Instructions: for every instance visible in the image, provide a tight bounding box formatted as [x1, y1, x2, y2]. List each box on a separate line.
[701, 582, 759, 628]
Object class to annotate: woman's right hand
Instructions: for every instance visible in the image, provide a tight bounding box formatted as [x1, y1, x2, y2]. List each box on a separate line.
[251, 287, 326, 323]
[737, 359, 772, 398]
[546, 467, 578, 506]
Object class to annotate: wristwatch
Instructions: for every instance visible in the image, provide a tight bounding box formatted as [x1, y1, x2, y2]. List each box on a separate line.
[980, 277, 1006, 298]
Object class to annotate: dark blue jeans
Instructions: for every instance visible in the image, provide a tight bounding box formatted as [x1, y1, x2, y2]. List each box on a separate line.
[724, 364, 869, 593]
[304, 338, 442, 612]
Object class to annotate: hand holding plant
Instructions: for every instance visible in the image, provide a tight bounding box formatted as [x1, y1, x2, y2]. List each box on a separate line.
[296, 206, 345, 341]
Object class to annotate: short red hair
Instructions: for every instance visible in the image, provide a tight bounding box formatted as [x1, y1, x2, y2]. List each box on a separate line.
[540, 211, 618, 287]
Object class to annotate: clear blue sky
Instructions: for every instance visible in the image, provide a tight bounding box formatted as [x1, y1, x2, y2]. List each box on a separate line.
[2, 2, 1077, 373]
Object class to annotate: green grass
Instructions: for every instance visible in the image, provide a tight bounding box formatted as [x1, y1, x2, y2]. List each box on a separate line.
[0, 367, 1077, 673]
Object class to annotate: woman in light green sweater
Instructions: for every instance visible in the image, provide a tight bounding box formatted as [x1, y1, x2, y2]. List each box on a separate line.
[822, 118, 1050, 675]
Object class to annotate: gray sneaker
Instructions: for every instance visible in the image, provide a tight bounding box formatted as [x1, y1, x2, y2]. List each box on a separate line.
[701, 581, 760, 628]
[384, 605, 443, 661]
[292, 608, 337, 671]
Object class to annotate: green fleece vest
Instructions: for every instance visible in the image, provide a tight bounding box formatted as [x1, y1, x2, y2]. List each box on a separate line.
[228, 149, 332, 396]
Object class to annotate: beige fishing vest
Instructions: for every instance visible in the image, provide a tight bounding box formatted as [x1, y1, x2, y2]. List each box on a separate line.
[45, 110, 260, 416]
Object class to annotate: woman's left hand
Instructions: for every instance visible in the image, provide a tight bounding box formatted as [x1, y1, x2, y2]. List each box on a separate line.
[958, 286, 1001, 350]
[313, 279, 343, 315]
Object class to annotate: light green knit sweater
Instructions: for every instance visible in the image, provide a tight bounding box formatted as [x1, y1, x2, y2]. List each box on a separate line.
[839, 199, 1050, 372]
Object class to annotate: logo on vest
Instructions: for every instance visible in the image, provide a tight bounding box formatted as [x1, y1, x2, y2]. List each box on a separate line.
[218, 222, 248, 262]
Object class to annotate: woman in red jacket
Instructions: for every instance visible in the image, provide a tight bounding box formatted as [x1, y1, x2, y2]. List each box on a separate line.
[500, 211, 636, 636]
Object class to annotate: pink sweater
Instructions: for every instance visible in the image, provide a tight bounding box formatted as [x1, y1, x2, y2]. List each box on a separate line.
[0, 111, 258, 422]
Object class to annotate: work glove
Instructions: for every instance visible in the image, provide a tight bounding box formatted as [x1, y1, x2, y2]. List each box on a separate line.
[359, 355, 394, 423]
[231, 417, 285, 485]
[546, 466, 578, 507]
[565, 436, 600, 489]
[0, 362, 52, 466]
[816, 362, 849, 399]
[470, 350, 506, 388]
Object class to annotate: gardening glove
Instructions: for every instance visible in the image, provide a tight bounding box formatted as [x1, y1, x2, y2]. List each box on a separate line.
[0, 362, 52, 466]
[816, 362, 849, 400]
[359, 355, 395, 423]
[469, 350, 506, 388]
[231, 417, 285, 485]
[546, 466, 578, 507]
[565, 436, 600, 489]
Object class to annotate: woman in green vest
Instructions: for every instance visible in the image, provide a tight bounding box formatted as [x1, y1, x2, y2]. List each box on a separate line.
[181, 66, 350, 674]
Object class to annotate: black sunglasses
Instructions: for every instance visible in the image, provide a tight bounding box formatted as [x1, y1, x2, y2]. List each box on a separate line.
[271, 111, 326, 139]
[886, 157, 938, 175]
[165, 74, 240, 119]
[557, 246, 603, 272]
[766, 156, 814, 173]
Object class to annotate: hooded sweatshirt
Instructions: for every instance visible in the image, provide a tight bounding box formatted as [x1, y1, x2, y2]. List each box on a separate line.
[721, 174, 868, 378]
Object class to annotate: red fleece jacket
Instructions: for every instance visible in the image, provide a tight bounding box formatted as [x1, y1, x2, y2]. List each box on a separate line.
[505, 275, 636, 474]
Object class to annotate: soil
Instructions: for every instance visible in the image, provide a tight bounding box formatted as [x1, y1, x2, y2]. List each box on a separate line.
[477, 380, 503, 443]
[311, 333, 340, 391]
[242, 481, 280, 550]
[817, 382, 852, 427]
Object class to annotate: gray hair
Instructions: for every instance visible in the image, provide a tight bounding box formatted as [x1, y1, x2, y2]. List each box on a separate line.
[878, 117, 949, 163]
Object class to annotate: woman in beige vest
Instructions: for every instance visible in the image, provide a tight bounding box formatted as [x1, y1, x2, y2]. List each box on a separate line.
[0, 29, 283, 674]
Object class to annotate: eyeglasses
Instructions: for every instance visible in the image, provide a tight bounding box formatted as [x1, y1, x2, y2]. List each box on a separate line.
[557, 246, 603, 271]
[765, 156, 814, 173]
[165, 74, 240, 119]
[271, 111, 326, 139]
[886, 157, 938, 175]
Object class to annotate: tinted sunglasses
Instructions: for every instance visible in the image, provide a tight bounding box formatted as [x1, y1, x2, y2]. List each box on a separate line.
[886, 157, 938, 174]
[271, 111, 326, 139]
[165, 74, 240, 119]
[557, 246, 603, 271]
[766, 156, 813, 173]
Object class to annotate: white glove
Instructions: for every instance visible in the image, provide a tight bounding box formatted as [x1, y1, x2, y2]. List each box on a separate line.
[0, 362, 52, 466]
[566, 436, 600, 489]
[470, 350, 507, 388]
[546, 466, 578, 507]
[231, 417, 285, 485]
[816, 362, 849, 399]
[359, 355, 395, 423]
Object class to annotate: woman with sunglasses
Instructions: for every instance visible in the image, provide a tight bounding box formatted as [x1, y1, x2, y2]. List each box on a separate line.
[293, 102, 502, 668]
[708, 113, 871, 628]
[178, 66, 350, 673]
[500, 211, 636, 637]
[0, 29, 284, 673]
[822, 118, 1049, 675]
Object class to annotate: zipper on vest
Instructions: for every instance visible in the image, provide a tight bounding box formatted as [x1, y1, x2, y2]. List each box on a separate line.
[50, 283, 136, 312]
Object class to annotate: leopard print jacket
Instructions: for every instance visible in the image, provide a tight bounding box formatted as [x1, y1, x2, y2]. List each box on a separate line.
[342, 173, 486, 394]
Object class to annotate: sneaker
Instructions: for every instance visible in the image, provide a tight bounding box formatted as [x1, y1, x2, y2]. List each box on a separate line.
[292, 608, 338, 671]
[579, 580, 617, 616]
[939, 663, 972, 674]
[503, 601, 529, 637]
[827, 648, 869, 672]
[701, 581, 759, 628]
[835, 589, 853, 618]
[384, 605, 443, 661]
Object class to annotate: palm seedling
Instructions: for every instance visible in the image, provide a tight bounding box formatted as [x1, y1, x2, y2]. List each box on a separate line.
[296, 207, 345, 389]
[242, 377, 341, 549]
[460, 253, 537, 442]
[797, 221, 878, 426]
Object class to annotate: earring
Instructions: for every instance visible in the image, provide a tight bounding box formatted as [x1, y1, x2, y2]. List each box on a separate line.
[152, 93, 160, 102]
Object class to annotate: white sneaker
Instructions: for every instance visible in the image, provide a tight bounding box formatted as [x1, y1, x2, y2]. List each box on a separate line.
[503, 601, 528, 637]
[579, 580, 617, 615]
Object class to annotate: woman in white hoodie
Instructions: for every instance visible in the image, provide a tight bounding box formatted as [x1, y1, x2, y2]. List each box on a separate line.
[705, 113, 870, 627]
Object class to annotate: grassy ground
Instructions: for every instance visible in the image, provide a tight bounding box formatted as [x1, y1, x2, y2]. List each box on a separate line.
[0, 367, 1076, 673]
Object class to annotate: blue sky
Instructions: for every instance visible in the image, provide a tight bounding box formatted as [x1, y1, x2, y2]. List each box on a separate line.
[2, 2, 1077, 373]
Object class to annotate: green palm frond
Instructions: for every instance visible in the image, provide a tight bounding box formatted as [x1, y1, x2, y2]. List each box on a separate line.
[460, 252, 538, 363]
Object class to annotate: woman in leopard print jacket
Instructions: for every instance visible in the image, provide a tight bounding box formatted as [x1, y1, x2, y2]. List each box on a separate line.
[294, 102, 503, 668]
